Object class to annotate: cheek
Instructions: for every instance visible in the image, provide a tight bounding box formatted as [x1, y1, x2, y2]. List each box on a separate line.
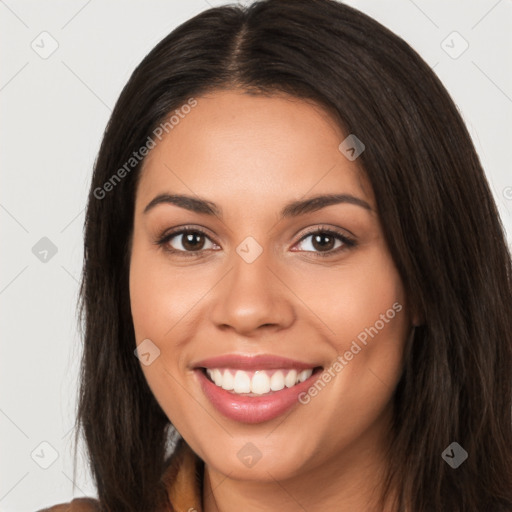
[328, 258, 407, 405]
[129, 241, 202, 343]
[293, 246, 407, 349]
[130, 271, 169, 346]
[129, 243, 200, 429]
[129, 240, 210, 406]
[335, 266, 405, 346]
[294, 246, 408, 409]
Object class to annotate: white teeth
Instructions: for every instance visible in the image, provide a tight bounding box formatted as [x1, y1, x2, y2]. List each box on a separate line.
[205, 367, 315, 395]
[270, 370, 285, 391]
[297, 369, 313, 383]
[221, 369, 234, 391]
[233, 370, 251, 394]
[251, 371, 270, 394]
[212, 369, 223, 386]
[284, 369, 297, 388]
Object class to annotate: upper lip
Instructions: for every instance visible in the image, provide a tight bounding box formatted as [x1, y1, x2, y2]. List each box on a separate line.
[193, 354, 323, 371]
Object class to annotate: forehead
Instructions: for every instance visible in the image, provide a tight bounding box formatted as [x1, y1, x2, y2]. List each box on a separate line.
[136, 89, 372, 212]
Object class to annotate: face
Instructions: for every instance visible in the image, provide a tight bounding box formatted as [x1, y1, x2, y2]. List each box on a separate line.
[129, 89, 411, 484]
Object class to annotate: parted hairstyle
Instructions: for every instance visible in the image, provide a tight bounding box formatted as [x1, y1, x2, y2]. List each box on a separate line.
[73, 0, 512, 510]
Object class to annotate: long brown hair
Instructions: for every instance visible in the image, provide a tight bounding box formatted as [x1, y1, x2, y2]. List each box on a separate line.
[74, 1, 512, 510]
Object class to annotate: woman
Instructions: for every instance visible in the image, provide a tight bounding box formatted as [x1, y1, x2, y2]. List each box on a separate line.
[40, 0, 512, 510]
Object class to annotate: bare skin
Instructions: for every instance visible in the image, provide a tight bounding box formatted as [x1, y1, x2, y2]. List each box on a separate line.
[129, 89, 413, 512]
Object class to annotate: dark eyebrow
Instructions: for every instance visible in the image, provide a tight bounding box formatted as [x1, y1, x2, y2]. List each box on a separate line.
[143, 194, 222, 217]
[143, 193, 372, 218]
[280, 193, 372, 217]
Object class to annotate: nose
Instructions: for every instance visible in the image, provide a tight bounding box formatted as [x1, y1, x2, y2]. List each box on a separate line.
[209, 248, 295, 337]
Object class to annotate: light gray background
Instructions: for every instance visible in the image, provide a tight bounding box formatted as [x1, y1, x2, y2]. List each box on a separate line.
[1, 1, 511, 510]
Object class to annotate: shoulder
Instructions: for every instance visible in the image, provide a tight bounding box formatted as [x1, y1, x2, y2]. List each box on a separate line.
[36, 497, 101, 512]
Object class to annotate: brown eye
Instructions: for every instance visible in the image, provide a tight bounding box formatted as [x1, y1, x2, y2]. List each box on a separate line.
[311, 232, 337, 251]
[293, 227, 356, 257]
[296, 231, 344, 253]
[156, 227, 219, 256]
[178, 231, 206, 251]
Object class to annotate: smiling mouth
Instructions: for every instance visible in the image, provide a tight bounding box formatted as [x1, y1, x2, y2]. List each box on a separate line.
[200, 366, 323, 396]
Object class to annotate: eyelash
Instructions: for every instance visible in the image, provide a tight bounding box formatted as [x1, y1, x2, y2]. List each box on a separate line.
[154, 225, 357, 259]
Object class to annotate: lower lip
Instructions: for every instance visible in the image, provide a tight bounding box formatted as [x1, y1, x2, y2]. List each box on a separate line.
[195, 368, 321, 424]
